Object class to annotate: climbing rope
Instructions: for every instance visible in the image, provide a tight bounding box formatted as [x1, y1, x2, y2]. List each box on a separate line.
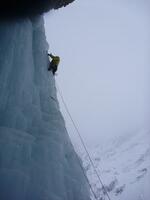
[72, 147, 98, 200]
[56, 83, 112, 200]
[56, 83, 97, 200]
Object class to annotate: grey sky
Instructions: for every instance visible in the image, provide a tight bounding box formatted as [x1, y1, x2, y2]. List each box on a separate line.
[44, 0, 150, 147]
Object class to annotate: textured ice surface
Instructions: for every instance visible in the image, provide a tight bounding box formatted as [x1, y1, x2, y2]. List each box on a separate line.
[0, 16, 90, 200]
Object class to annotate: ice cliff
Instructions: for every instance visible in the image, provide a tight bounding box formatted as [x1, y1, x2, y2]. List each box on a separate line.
[0, 16, 90, 200]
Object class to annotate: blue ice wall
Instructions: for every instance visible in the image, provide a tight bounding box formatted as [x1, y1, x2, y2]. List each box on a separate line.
[0, 16, 90, 200]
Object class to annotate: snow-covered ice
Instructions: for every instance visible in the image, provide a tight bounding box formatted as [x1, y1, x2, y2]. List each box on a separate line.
[0, 16, 90, 200]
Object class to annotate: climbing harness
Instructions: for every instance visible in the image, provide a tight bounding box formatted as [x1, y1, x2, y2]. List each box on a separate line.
[56, 83, 112, 200]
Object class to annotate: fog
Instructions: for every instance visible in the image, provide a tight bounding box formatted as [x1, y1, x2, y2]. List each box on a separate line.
[45, 0, 150, 147]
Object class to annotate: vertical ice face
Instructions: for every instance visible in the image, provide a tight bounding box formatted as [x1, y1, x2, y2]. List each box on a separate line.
[0, 16, 90, 200]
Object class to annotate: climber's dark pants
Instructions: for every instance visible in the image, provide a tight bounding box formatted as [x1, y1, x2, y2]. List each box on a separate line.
[48, 62, 58, 75]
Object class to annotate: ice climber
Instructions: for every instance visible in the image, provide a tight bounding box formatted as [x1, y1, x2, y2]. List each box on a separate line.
[48, 53, 60, 75]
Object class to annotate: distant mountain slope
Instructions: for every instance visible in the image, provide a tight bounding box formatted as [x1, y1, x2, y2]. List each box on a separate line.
[82, 129, 150, 200]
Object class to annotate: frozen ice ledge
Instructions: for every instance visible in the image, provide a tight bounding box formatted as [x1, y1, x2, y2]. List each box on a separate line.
[0, 17, 90, 200]
[0, 0, 75, 19]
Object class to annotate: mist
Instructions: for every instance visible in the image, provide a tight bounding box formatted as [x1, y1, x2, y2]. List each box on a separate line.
[45, 0, 150, 147]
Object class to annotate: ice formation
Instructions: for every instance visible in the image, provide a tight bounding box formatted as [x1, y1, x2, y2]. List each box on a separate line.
[0, 16, 90, 200]
[0, 0, 75, 18]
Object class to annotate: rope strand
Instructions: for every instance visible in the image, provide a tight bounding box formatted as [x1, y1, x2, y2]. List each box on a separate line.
[56, 83, 111, 200]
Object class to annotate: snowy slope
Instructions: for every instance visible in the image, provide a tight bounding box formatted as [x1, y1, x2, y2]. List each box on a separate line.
[82, 129, 150, 200]
[0, 16, 90, 200]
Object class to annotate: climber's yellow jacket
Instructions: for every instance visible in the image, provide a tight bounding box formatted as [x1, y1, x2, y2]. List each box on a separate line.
[48, 53, 60, 66]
